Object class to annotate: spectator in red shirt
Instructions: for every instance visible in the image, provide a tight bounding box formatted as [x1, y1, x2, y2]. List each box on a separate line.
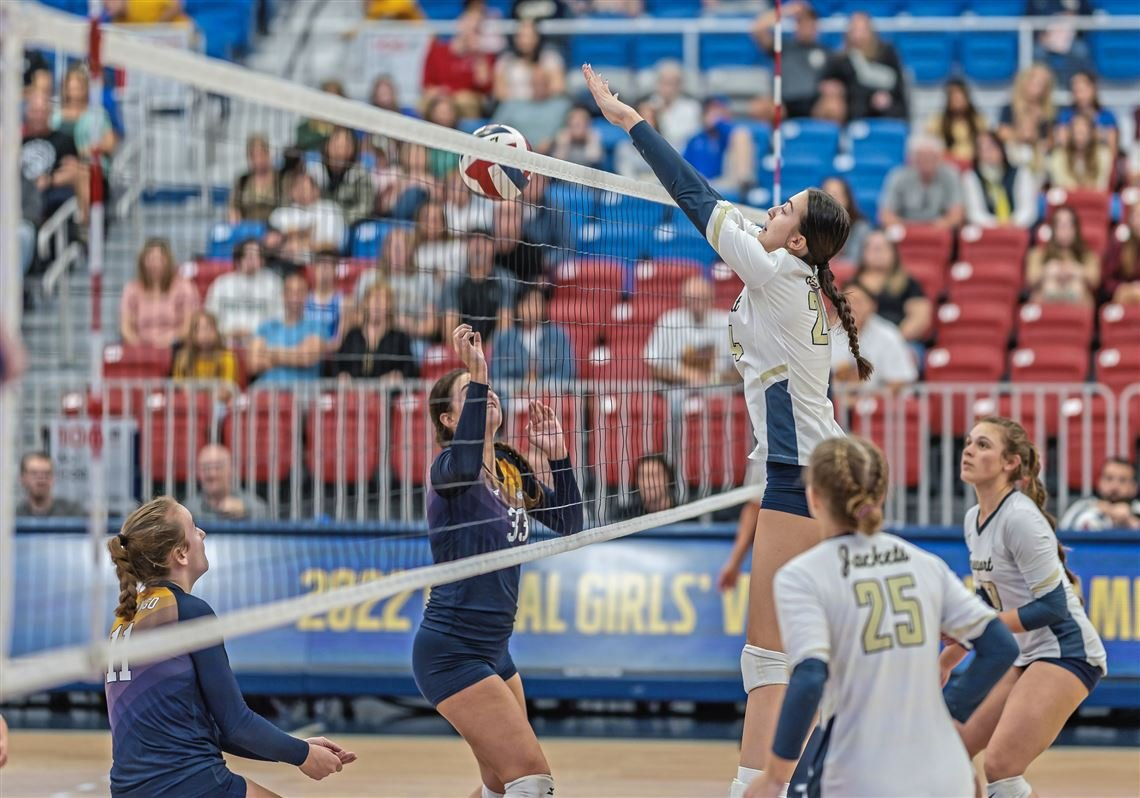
[421, 6, 495, 120]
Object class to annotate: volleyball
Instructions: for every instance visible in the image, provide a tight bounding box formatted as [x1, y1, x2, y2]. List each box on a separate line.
[459, 123, 532, 201]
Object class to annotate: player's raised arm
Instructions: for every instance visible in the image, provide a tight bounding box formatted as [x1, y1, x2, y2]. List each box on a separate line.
[429, 324, 492, 493]
[524, 401, 584, 536]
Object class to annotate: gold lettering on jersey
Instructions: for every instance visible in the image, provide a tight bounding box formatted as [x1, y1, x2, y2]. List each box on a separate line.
[838, 542, 911, 577]
[971, 557, 994, 573]
[805, 275, 820, 291]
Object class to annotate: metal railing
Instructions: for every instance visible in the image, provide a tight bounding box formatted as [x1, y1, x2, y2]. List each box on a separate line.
[18, 376, 1140, 527]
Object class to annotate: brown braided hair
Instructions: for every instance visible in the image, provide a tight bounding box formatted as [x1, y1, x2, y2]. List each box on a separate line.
[801, 189, 872, 381]
[806, 436, 890, 534]
[107, 497, 186, 622]
[977, 416, 1080, 590]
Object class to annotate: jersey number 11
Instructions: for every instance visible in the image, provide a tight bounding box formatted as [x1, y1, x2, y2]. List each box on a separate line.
[107, 622, 134, 683]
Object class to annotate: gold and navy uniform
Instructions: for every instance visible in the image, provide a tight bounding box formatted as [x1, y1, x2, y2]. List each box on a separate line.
[105, 581, 308, 797]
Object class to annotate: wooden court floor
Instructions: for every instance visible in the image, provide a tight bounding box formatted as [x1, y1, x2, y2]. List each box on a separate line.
[1, 731, 1137, 797]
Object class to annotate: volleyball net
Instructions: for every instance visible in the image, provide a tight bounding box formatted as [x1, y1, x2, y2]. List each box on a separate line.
[1, 3, 768, 699]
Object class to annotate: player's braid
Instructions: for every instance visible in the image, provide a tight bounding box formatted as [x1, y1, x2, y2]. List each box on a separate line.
[817, 265, 874, 382]
[108, 535, 139, 622]
[809, 437, 888, 535]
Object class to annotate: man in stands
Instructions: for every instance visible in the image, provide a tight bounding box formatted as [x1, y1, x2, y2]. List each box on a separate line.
[16, 452, 84, 517]
[644, 275, 738, 387]
[879, 133, 964, 229]
[205, 239, 285, 345]
[442, 230, 516, 342]
[248, 272, 324, 383]
[649, 60, 702, 151]
[21, 91, 79, 224]
[1060, 458, 1140, 531]
[752, 1, 828, 119]
[183, 444, 268, 522]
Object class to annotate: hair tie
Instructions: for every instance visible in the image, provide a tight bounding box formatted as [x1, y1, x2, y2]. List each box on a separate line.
[118, 534, 128, 548]
[854, 503, 875, 520]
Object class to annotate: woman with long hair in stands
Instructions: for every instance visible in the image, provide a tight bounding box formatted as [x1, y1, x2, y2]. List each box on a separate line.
[584, 63, 868, 797]
[1025, 205, 1101, 307]
[171, 310, 239, 399]
[1048, 112, 1113, 192]
[105, 497, 356, 797]
[944, 417, 1106, 798]
[119, 237, 200, 349]
[413, 324, 583, 798]
[1103, 200, 1140, 304]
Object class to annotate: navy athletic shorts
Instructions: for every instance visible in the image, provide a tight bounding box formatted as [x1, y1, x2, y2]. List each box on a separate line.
[412, 626, 518, 706]
[1030, 657, 1103, 693]
[760, 462, 811, 518]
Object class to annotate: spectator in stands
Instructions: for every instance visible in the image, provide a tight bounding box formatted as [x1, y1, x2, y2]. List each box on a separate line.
[998, 64, 1055, 178]
[650, 61, 702, 151]
[615, 454, 677, 521]
[441, 230, 516, 341]
[312, 127, 374, 226]
[375, 142, 441, 220]
[644, 276, 737, 387]
[363, 75, 403, 166]
[854, 230, 932, 345]
[248, 272, 325, 383]
[184, 444, 268, 522]
[305, 250, 347, 346]
[551, 105, 605, 169]
[1048, 112, 1113, 191]
[752, 1, 828, 119]
[493, 198, 551, 287]
[16, 452, 84, 517]
[20, 172, 40, 276]
[879, 134, 964, 229]
[822, 12, 907, 120]
[962, 129, 1041, 229]
[269, 170, 346, 262]
[119, 238, 200, 349]
[356, 226, 438, 342]
[489, 287, 575, 386]
[363, 0, 424, 19]
[811, 80, 849, 125]
[172, 311, 239, 397]
[589, 0, 643, 13]
[494, 68, 572, 153]
[229, 134, 283, 224]
[421, 6, 495, 119]
[1059, 457, 1140, 531]
[205, 239, 285, 344]
[424, 96, 463, 179]
[682, 96, 757, 196]
[822, 176, 869, 262]
[104, 0, 191, 24]
[1025, 205, 1100, 307]
[1028, 0, 1094, 87]
[493, 18, 566, 103]
[615, 101, 660, 182]
[444, 168, 495, 234]
[1058, 70, 1119, 157]
[1104, 201, 1140, 304]
[21, 90, 79, 224]
[54, 64, 115, 224]
[292, 79, 346, 157]
[830, 280, 917, 393]
[329, 281, 418, 381]
[414, 199, 467, 280]
[926, 78, 986, 166]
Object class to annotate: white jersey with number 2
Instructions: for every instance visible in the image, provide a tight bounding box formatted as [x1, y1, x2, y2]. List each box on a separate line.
[706, 201, 844, 466]
[777, 532, 996, 797]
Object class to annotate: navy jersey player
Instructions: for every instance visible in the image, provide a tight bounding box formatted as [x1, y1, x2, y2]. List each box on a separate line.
[412, 324, 583, 798]
[745, 437, 1017, 798]
[105, 497, 356, 798]
[584, 64, 869, 796]
[945, 417, 1106, 798]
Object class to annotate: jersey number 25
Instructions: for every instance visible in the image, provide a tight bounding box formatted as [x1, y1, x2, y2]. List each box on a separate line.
[853, 575, 926, 653]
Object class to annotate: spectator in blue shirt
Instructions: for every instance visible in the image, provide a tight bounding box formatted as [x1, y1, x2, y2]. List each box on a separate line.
[304, 249, 347, 347]
[489, 287, 575, 389]
[248, 272, 325, 383]
[1057, 71, 1119, 158]
[682, 97, 756, 195]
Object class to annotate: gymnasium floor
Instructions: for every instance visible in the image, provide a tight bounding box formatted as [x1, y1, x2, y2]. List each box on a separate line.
[3, 729, 1138, 797]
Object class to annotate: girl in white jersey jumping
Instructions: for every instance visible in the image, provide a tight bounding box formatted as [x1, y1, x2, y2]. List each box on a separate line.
[747, 436, 1017, 798]
[584, 64, 873, 796]
[945, 416, 1107, 798]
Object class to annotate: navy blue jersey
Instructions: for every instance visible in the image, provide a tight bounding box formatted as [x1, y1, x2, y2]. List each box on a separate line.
[105, 581, 307, 798]
[421, 381, 583, 642]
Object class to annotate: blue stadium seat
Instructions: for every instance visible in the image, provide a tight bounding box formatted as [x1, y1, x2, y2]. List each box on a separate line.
[647, 227, 718, 265]
[599, 192, 672, 228]
[961, 33, 1018, 82]
[895, 32, 957, 85]
[847, 0, 901, 15]
[781, 120, 840, 163]
[593, 118, 629, 153]
[741, 121, 772, 159]
[902, 0, 963, 13]
[634, 35, 685, 69]
[848, 119, 908, 165]
[1091, 31, 1140, 80]
[700, 34, 761, 70]
[187, 0, 255, 59]
[645, 0, 703, 16]
[419, 0, 465, 17]
[1091, 0, 1136, 10]
[547, 181, 597, 218]
[570, 35, 632, 69]
[964, 0, 1025, 14]
[577, 223, 644, 261]
[350, 220, 412, 259]
[207, 221, 265, 259]
[779, 160, 829, 198]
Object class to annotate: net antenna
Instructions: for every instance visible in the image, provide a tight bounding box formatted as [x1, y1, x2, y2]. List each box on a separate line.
[772, 0, 783, 205]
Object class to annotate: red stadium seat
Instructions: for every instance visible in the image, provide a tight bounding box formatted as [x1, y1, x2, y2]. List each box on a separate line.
[946, 260, 1022, 309]
[829, 258, 857, 288]
[1009, 346, 1090, 384]
[906, 259, 946, 301]
[305, 392, 381, 484]
[103, 345, 173, 380]
[1099, 303, 1140, 351]
[136, 389, 215, 484]
[1017, 303, 1094, 349]
[554, 257, 626, 295]
[925, 345, 1005, 435]
[679, 393, 751, 489]
[1046, 188, 1111, 255]
[225, 390, 296, 482]
[420, 344, 465, 380]
[391, 390, 436, 487]
[1095, 347, 1140, 395]
[578, 339, 651, 382]
[1058, 396, 1112, 491]
[838, 393, 923, 488]
[934, 302, 1015, 348]
[180, 258, 231, 301]
[588, 390, 668, 486]
[336, 258, 374, 296]
[710, 262, 744, 309]
[957, 225, 1030, 267]
[890, 223, 954, 270]
[635, 259, 702, 299]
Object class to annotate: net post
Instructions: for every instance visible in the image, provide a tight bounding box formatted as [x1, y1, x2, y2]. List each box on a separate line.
[772, 0, 783, 205]
[87, 0, 109, 652]
[0, 2, 28, 665]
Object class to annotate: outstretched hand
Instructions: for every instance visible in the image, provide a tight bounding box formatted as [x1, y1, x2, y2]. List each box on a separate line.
[450, 324, 488, 383]
[582, 64, 642, 132]
[526, 401, 568, 461]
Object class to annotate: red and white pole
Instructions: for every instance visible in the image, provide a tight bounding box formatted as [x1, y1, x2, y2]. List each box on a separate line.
[772, 0, 783, 205]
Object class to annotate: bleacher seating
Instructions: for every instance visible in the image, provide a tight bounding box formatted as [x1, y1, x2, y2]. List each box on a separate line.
[103, 345, 173, 380]
[306, 392, 381, 484]
[1009, 346, 1090, 385]
[226, 391, 295, 482]
[1018, 303, 1094, 350]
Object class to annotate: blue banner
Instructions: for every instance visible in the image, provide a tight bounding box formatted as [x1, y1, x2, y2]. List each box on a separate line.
[11, 522, 1140, 706]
